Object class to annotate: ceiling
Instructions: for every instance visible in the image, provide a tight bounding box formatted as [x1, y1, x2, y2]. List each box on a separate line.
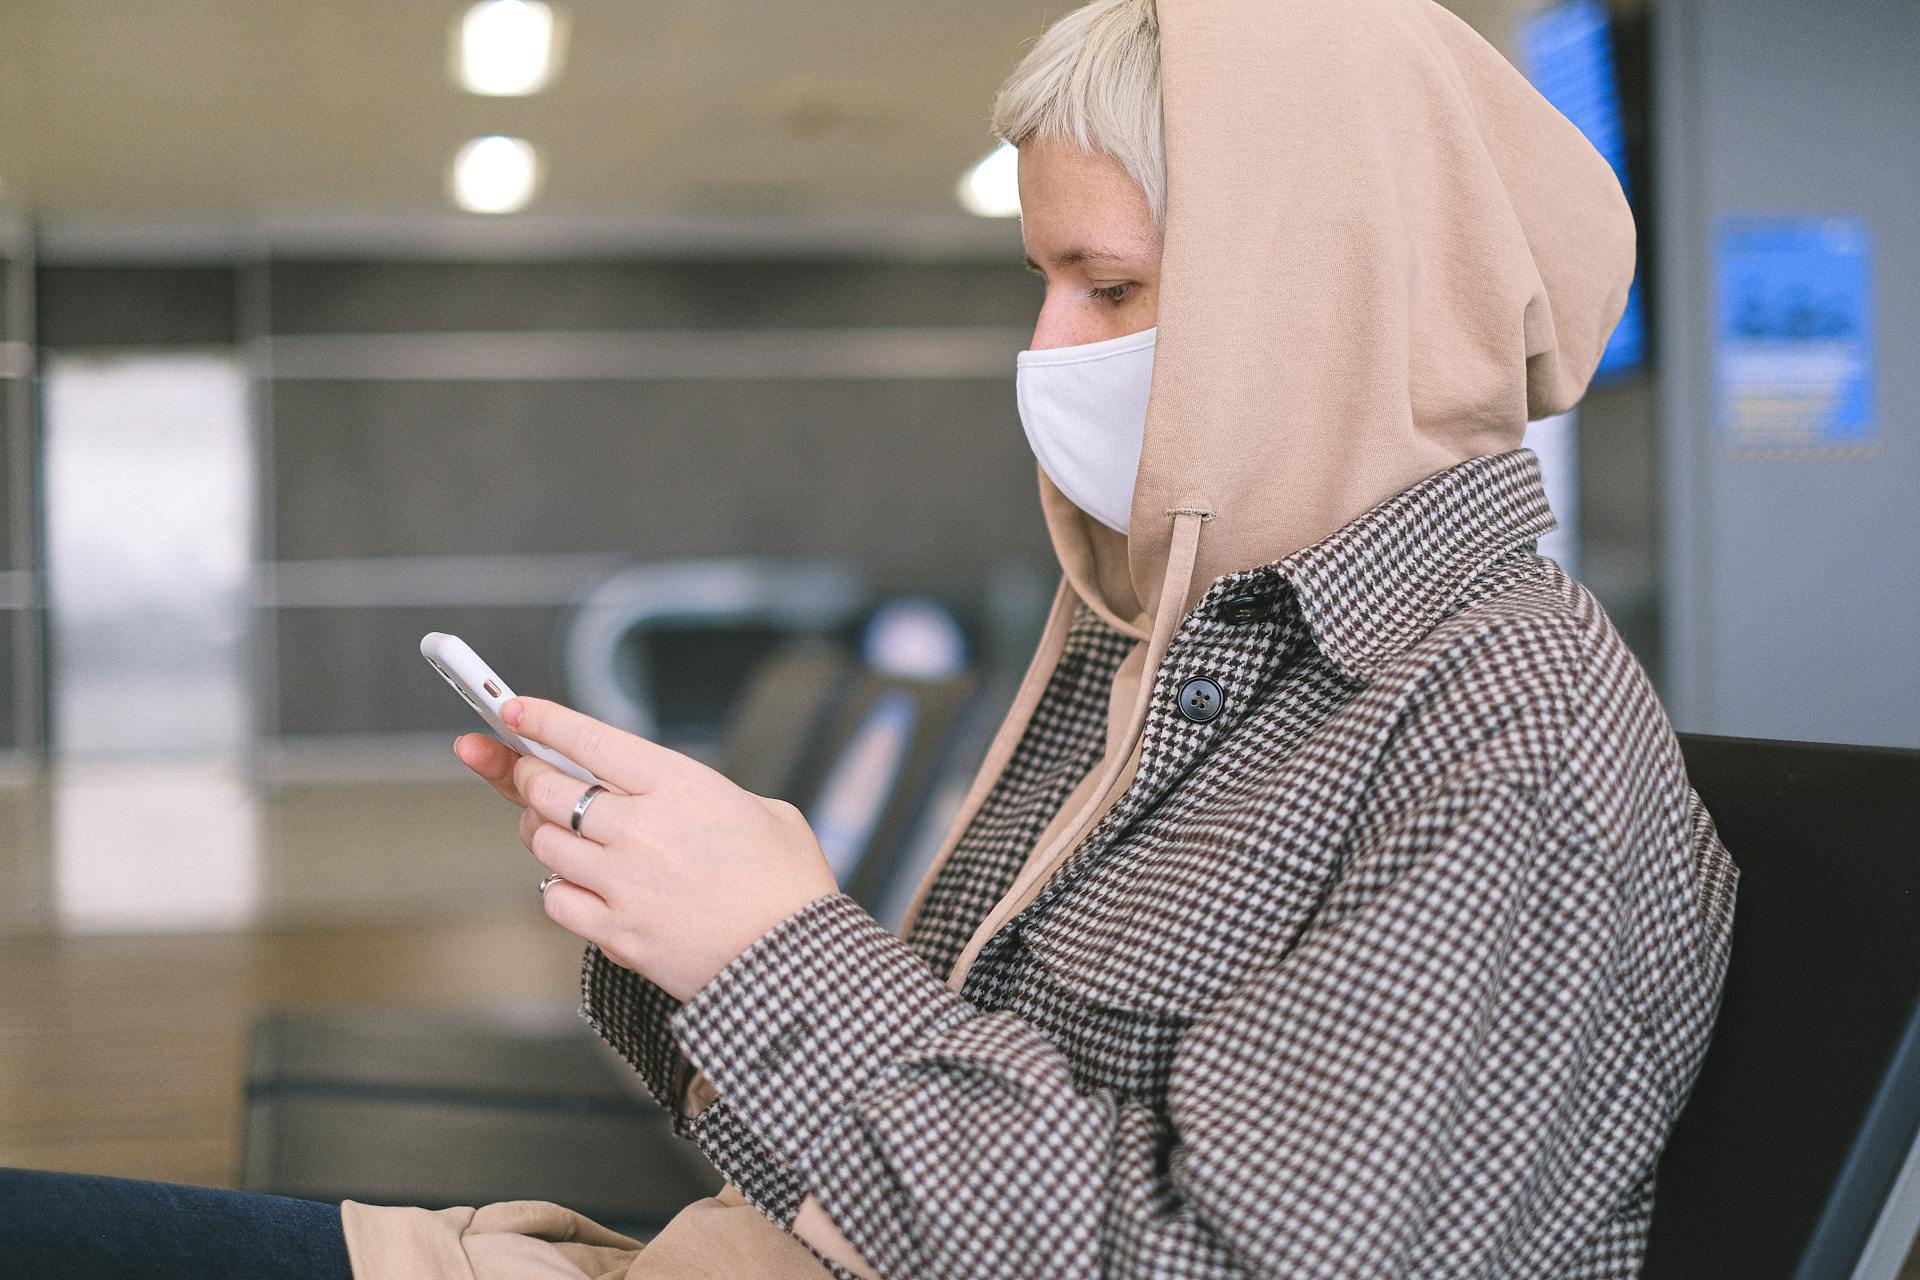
[0, 0, 1527, 258]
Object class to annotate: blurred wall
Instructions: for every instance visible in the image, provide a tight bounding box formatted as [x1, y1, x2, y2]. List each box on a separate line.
[1655, 0, 1919, 748]
[38, 256, 1059, 751]
[34, 241, 1684, 758]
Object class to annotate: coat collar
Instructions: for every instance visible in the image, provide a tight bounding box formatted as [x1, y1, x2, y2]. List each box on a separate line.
[1183, 449, 1557, 684]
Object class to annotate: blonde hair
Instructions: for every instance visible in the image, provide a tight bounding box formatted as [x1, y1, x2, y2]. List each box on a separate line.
[989, 0, 1165, 225]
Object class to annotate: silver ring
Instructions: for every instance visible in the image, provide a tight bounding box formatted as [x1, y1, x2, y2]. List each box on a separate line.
[538, 872, 564, 894]
[570, 783, 608, 835]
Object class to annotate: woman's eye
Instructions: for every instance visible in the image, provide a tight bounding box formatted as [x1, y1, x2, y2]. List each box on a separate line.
[1090, 283, 1134, 306]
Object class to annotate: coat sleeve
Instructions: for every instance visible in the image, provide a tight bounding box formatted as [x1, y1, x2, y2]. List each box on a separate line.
[665, 751, 1677, 1278]
[581, 948, 822, 1228]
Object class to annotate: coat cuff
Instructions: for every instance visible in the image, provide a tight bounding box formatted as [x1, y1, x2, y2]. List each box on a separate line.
[671, 892, 971, 1168]
[578, 943, 702, 1134]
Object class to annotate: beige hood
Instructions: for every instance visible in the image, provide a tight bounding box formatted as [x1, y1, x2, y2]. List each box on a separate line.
[903, 0, 1636, 979]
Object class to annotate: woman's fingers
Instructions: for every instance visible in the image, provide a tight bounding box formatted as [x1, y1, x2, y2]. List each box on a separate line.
[540, 875, 613, 941]
[514, 755, 629, 841]
[524, 815, 608, 890]
[503, 698, 673, 796]
[456, 733, 524, 803]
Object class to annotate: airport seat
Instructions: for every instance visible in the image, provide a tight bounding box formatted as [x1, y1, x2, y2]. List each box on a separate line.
[239, 630, 997, 1231]
[709, 638, 859, 799]
[561, 556, 868, 764]
[686, 596, 999, 928]
[1644, 734, 1920, 1279]
[785, 663, 990, 928]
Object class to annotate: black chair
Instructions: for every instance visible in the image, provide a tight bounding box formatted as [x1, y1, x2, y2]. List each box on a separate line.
[780, 664, 991, 928]
[710, 639, 862, 799]
[1644, 734, 1920, 1279]
[561, 556, 868, 765]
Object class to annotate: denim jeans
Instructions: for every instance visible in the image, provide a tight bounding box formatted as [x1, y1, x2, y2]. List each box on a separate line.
[0, 1168, 354, 1279]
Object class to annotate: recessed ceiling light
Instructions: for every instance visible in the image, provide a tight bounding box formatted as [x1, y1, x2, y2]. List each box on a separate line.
[451, 136, 540, 213]
[456, 0, 565, 97]
[958, 143, 1020, 218]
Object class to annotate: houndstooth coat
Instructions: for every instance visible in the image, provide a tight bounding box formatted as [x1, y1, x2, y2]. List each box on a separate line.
[581, 449, 1738, 1279]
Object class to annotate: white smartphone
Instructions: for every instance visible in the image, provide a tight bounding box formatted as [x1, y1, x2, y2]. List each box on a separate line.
[420, 632, 600, 786]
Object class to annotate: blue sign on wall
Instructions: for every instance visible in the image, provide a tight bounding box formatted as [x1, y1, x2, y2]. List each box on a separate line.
[1714, 216, 1876, 451]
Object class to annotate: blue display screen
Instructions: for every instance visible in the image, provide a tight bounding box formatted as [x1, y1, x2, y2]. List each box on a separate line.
[1516, 0, 1646, 383]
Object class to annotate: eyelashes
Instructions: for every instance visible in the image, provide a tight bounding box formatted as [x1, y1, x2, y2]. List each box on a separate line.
[1026, 276, 1140, 307]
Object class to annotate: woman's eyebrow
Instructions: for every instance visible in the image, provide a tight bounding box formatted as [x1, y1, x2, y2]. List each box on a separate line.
[1023, 246, 1133, 272]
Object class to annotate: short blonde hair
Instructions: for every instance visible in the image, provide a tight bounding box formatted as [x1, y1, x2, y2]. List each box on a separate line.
[990, 0, 1165, 225]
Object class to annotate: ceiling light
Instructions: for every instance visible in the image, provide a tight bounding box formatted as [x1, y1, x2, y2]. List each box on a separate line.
[456, 0, 564, 96]
[451, 136, 540, 213]
[957, 143, 1020, 218]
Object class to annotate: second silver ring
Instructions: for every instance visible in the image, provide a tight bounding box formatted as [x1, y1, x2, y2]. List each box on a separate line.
[570, 783, 608, 835]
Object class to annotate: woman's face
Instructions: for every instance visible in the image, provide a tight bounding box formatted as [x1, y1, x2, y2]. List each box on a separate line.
[1017, 135, 1164, 351]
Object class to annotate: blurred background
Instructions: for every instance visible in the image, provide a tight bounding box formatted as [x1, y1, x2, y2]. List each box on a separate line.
[0, 0, 1914, 1261]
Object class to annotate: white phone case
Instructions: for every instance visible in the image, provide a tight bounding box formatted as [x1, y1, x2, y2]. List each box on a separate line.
[420, 632, 600, 786]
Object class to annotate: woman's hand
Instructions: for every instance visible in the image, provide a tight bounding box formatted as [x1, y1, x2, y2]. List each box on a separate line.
[454, 699, 839, 1004]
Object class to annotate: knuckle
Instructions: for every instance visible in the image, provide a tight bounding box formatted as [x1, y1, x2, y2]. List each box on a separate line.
[578, 724, 611, 765]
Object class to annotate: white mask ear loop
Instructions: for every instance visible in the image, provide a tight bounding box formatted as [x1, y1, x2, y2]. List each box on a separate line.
[1014, 327, 1158, 535]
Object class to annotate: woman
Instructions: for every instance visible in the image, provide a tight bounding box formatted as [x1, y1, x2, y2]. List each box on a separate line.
[1, 0, 1736, 1275]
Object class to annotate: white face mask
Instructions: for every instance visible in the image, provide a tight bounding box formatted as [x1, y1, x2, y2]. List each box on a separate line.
[1015, 326, 1157, 535]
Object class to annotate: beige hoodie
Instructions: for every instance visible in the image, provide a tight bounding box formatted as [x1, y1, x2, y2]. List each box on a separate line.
[342, 0, 1633, 1274]
[911, 0, 1632, 1021]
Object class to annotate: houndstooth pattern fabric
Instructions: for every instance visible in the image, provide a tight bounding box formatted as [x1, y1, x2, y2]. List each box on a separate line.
[582, 448, 1738, 1279]
[903, 604, 1138, 982]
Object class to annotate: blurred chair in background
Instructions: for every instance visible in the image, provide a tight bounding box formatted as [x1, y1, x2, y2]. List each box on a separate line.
[753, 595, 987, 933]
[562, 556, 868, 763]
